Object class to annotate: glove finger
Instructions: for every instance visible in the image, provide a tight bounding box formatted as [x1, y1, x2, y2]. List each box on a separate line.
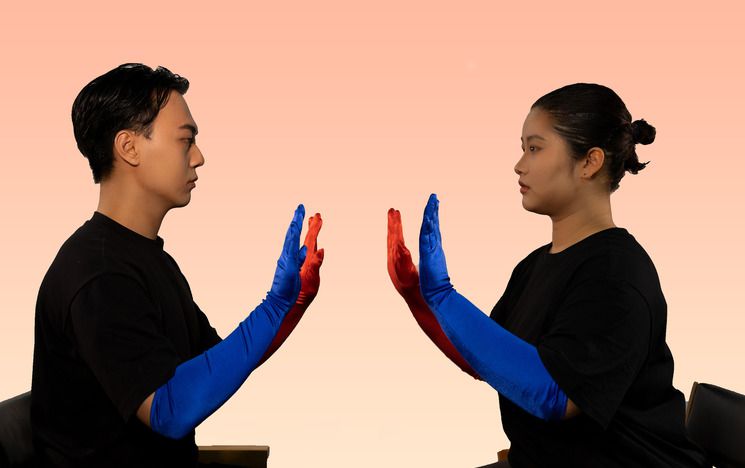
[393, 209, 404, 244]
[393, 234, 413, 264]
[395, 243, 415, 274]
[298, 245, 308, 268]
[420, 195, 439, 254]
[313, 248, 325, 267]
[387, 208, 399, 251]
[304, 213, 322, 252]
[283, 204, 305, 257]
[433, 196, 442, 247]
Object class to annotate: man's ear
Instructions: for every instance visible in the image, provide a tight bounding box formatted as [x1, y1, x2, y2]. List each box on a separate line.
[113, 129, 141, 168]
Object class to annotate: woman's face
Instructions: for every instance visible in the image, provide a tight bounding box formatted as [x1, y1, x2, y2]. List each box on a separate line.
[515, 107, 584, 217]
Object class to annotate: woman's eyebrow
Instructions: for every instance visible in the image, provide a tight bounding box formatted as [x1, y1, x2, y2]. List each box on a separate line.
[521, 135, 546, 142]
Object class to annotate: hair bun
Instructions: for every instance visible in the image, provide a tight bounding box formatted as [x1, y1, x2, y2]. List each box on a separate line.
[631, 119, 656, 145]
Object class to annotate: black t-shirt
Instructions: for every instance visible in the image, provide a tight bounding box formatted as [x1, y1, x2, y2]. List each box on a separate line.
[31, 211, 222, 468]
[490, 227, 709, 468]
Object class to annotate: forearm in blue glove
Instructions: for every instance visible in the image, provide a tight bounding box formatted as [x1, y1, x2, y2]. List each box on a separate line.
[418, 194, 568, 421]
[149, 205, 307, 439]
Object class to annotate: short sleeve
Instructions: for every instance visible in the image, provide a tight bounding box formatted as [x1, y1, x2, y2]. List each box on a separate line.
[69, 274, 182, 422]
[193, 301, 222, 351]
[537, 276, 651, 429]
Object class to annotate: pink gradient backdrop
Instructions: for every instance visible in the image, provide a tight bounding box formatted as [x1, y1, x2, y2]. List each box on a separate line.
[1, 1, 743, 466]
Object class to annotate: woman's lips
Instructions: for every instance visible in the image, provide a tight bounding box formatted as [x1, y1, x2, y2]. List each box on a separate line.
[519, 181, 529, 193]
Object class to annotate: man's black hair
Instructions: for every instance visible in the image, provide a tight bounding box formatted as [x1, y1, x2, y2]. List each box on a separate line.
[71, 63, 190, 183]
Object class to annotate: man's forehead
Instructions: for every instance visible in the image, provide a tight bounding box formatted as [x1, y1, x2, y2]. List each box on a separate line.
[158, 92, 198, 133]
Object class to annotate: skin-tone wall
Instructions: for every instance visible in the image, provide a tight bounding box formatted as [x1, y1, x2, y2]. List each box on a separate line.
[1, 2, 743, 467]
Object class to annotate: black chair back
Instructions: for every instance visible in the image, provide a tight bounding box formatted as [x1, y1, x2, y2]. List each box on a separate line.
[0, 392, 34, 467]
[686, 382, 745, 468]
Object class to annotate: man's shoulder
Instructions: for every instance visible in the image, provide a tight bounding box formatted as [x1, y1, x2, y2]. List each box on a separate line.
[40, 217, 147, 300]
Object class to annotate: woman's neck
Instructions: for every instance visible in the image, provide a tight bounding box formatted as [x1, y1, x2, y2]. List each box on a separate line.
[548, 196, 616, 254]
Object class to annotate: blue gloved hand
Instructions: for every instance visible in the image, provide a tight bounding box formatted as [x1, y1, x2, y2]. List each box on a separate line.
[418, 193, 455, 308]
[418, 194, 568, 421]
[268, 204, 308, 309]
[150, 205, 307, 439]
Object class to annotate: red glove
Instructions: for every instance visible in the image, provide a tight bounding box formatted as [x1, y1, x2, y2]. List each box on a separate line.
[387, 208, 479, 379]
[259, 213, 324, 365]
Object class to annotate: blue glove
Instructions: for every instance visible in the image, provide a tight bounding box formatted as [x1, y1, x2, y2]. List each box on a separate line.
[150, 205, 307, 439]
[418, 194, 568, 421]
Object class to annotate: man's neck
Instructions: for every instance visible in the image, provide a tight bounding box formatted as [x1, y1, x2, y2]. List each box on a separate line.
[97, 183, 166, 240]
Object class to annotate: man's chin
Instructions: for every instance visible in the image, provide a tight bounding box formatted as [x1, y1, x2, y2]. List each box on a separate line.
[171, 195, 191, 209]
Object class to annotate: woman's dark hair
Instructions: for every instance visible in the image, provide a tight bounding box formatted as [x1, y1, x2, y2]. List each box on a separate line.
[531, 83, 655, 193]
[71, 63, 190, 183]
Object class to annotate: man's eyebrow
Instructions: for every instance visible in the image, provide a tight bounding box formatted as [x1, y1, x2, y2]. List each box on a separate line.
[520, 135, 546, 143]
[179, 124, 198, 135]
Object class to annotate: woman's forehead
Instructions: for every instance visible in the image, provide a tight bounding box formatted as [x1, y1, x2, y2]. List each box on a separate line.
[521, 108, 554, 139]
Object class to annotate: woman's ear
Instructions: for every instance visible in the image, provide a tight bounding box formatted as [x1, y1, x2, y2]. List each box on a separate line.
[580, 147, 606, 179]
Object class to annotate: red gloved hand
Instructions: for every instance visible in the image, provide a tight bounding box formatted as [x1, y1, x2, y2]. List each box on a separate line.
[387, 208, 479, 379]
[259, 213, 324, 365]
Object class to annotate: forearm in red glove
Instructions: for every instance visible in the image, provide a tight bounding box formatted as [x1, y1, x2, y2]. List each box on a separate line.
[259, 213, 324, 365]
[387, 208, 479, 379]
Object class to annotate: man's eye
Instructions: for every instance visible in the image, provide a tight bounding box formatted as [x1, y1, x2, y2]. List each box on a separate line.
[186, 138, 195, 147]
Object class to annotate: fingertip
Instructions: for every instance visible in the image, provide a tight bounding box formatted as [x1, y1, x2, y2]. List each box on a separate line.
[295, 204, 306, 221]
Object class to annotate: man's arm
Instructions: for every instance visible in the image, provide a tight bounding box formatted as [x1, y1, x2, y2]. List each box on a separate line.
[137, 393, 155, 426]
[143, 206, 308, 439]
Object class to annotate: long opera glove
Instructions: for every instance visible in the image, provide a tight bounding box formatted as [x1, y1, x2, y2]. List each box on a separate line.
[259, 213, 325, 365]
[387, 208, 479, 379]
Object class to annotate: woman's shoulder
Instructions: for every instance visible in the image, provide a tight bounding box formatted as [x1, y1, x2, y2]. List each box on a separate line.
[569, 228, 661, 290]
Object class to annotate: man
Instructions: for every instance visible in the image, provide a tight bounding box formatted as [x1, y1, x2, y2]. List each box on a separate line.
[30, 63, 324, 467]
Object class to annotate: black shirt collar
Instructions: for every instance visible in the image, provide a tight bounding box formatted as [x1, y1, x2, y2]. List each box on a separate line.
[543, 227, 627, 258]
[89, 211, 165, 251]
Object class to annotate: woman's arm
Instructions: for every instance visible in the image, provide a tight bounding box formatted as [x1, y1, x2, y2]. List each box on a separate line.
[387, 208, 480, 379]
[418, 194, 569, 421]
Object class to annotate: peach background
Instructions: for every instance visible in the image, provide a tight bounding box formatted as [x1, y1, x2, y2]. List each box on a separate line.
[1, 1, 743, 466]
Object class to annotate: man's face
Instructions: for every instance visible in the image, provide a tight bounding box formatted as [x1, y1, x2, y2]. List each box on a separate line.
[134, 90, 204, 210]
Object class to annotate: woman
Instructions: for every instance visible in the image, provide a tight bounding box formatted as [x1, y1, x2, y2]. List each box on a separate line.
[387, 83, 709, 467]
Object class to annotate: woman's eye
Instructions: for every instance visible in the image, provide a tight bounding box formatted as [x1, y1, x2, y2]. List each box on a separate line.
[185, 138, 195, 147]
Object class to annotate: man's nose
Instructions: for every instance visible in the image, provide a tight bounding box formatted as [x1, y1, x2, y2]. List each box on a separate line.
[192, 145, 205, 168]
